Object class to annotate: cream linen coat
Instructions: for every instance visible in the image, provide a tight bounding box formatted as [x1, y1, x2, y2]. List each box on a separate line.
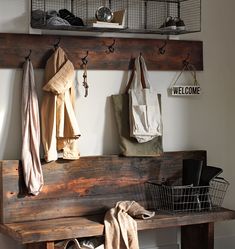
[41, 47, 81, 162]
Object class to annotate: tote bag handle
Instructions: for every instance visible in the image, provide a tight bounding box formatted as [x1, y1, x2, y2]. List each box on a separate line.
[125, 55, 150, 93]
[136, 55, 151, 89]
[57, 238, 81, 249]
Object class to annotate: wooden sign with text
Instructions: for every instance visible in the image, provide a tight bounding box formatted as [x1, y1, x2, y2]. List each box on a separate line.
[170, 86, 201, 96]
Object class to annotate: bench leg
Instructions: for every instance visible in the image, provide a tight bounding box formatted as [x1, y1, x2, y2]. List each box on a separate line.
[181, 222, 214, 249]
[26, 242, 55, 249]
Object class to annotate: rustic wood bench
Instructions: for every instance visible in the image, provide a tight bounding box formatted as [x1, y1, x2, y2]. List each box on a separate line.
[0, 151, 235, 249]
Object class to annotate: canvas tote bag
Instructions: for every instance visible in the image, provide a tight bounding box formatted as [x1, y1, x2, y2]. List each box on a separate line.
[111, 58, 163, 157]
[129, 55, 162, 143]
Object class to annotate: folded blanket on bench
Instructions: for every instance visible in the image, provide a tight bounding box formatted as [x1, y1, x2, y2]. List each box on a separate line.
[104, 201, 155, 249]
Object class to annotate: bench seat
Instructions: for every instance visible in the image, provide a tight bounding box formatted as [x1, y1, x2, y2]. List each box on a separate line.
[1, 208, 235, 244]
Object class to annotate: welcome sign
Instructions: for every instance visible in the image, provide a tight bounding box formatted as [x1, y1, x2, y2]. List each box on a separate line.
[171, 86, 201, 96]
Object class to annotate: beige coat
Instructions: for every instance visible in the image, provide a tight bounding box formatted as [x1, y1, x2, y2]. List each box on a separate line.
[41, 47, 81, 162]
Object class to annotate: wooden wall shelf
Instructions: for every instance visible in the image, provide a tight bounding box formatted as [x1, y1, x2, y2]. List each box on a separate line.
[0, 33, 203, 70]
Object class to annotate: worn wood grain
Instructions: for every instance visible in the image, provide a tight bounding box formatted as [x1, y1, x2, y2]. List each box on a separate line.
[0, 33, 203, 70]
[181, 223, 214, 249]
[1, 150, 235, 248]
[0, 151, 207, 224]
[1, 208, 235, 244]
[26, 242, 51, 249]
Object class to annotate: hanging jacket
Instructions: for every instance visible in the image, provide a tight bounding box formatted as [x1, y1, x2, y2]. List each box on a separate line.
[21, 59, 44, 195]
[41, 47, 81, 162]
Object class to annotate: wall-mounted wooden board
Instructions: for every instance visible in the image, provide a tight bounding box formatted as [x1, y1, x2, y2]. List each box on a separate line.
[0, 33, 203, 70]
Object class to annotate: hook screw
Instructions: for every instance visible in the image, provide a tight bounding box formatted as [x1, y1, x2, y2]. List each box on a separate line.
[54, 37, 61, 49]
[106, 39, 116, 53]
[81, 51, 89, 65]
[25, 49, 32, 60]
[159, 40, 167, 55]
[183, 53, 190, 66]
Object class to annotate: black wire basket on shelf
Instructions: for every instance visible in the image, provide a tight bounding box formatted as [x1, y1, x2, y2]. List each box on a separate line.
[31, 0, 201, 35]
[145, 177, 229, 214]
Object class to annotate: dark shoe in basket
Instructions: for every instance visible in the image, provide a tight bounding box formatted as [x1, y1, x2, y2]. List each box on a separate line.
[180, 159, 203, 212]
[199, 165, 223, 186]
[183, 159, 203, 186]
[59, 9, 84, 26]
[199, 166, 223, 210]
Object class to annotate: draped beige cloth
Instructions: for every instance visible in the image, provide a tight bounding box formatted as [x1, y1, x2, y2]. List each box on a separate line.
[104, 201, 155, 249]
[41, 47, 81, 162]
[21, 59, 44, 195]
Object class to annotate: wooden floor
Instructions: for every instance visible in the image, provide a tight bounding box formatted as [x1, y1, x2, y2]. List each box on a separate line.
[1, 208, 235, 244]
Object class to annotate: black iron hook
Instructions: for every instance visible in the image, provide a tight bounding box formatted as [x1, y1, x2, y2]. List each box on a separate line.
[81, 51, 89, 65]
[25, 49, 32, 60]
[106, 39, 116, 53]
[183, 53, 190, 66]
[159, 40, 167, 55]
[54, 37, 61, 49]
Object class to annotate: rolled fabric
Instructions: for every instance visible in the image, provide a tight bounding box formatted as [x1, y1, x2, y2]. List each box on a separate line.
[47, 16, 71, 27]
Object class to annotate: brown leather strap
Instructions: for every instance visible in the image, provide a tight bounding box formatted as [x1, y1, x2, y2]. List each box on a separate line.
[139, 56, 147, 89]
[125, 57, 146, 94]
[125, 66, 135, 93]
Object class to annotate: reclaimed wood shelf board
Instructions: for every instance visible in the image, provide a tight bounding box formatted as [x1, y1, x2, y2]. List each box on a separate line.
[0, 208, 235, 244]
[0, 33, 203, 70]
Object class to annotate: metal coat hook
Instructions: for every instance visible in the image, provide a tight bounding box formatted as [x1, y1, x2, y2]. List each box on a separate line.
[158, 40, 167, 55]
[81, 51, 89, 65]
[183, 53, 191, 66]
[106, 39, 116, 53]
[25, 49, 32, 60]
[54, 37, 61, 49]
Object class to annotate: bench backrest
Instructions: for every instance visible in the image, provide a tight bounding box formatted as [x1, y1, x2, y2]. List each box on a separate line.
[0, 151, 206, 223]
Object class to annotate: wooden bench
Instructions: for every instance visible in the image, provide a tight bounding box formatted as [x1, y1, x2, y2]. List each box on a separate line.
[0, 151, 235, 249]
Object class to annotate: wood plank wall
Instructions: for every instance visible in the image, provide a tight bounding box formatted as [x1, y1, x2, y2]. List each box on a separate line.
[0, 33, 203, 70]
[0, 151, 206, 224]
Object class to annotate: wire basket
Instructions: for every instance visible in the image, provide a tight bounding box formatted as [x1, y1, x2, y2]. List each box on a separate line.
[31, 0, 201, 35]
[146, 177, 229, 213]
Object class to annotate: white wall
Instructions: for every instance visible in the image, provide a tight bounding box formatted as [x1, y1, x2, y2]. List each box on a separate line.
[0, 0, 235, 249]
